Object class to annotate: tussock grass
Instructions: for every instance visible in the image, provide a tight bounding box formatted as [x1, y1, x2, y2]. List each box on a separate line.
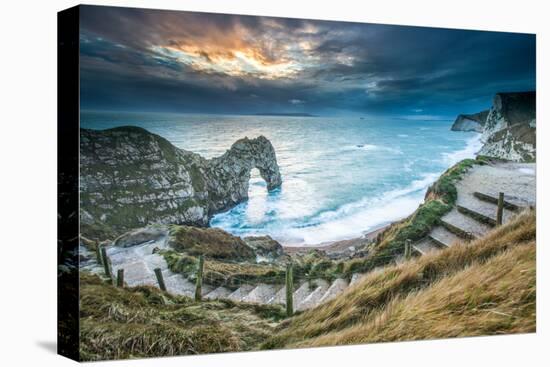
[264, 210, 535, 349]
[79, 273, 283, 361]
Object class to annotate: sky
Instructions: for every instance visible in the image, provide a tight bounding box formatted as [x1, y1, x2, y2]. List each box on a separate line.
[79, 5, 536, 118]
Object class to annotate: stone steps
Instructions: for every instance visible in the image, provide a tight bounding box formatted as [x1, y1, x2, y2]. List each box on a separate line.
[227, 284, 256, 302]
[473, 191, 525, 211]
[441, 208, 492, 239]
[456, 202, 514, 227]
[163, 273, 197, 297]
[318, 278, 348, 304]
[412, 237, 440, 255]
[242, 284, 282, 304]
[204, 286, 233, 300]
[428, 225, 463, 248]
[296, 279, 331, 311]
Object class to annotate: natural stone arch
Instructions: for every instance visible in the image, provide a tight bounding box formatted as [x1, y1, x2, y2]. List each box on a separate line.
[206, 136, 282, 213]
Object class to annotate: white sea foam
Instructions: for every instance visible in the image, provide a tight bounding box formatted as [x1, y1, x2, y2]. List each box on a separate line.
[441, 134, 482, 166]
[277, 172, 440, 245]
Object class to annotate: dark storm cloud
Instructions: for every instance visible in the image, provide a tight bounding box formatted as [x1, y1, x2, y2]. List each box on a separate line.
[79, 5, 536, 117]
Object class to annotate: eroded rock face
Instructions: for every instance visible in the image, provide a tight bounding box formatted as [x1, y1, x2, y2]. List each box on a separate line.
[452, 91, 536, 162]
[451, 110, 489, 132]
[80, 126, 282, 237]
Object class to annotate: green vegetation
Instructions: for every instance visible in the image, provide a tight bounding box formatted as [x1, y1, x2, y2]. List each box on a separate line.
[79, 273, 284, 361]
[263, 209, 536, 349]
[427, 156, 488, 204]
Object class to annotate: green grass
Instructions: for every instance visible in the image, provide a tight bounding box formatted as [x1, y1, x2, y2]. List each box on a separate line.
[427, 156, 488, 205]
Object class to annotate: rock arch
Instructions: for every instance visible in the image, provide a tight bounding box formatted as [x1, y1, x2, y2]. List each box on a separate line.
[79, 127, 282, 236]
[206, 136, 282, 212]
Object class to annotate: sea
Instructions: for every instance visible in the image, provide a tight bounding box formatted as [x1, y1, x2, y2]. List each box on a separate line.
[81, 111, 482, 246]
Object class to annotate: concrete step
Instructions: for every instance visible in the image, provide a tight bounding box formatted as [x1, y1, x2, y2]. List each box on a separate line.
[204, 286, 234, 300]
[319, 278, 349, 304]
[267, 285, 288, 305]
[473, 191, 527, 211]
[292, 282, 314, 308]
[162, 273, 196, 297]
[429, 225, 463, 248]
[242, 284, 282, 304]
[412, 237, 440, 256]
[297, 279, 330, 311]
[457, 202, 514, 227]
[227, 284, 255, 302]
[441, 209, 492, 240]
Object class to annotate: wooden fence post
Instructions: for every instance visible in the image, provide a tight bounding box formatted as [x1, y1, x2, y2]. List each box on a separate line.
[195, 255, 204, 302]
[100, 246, 112, 282]
[405, 239, 412, 260]
[496, 192, 504, 226]
[95, 241, 102, 263]
[116, 269, 124, 288]
[286, 263, 294, 317]
[154, 268, 167, 291]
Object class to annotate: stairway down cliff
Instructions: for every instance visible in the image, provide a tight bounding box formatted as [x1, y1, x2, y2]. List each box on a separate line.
[80, 126, 282, 237]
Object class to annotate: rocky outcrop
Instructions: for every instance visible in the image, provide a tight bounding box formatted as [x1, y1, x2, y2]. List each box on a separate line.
[80, 126, 282, 237]
[451, 110, 489, 132]
[452, 91, 536, 162]
[168, 225, 256, 261]
[243, 236, 285, 262]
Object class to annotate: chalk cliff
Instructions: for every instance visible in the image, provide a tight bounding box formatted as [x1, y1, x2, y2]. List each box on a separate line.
[451, 110, 489, 132]
[452, 91, 536, 162]
[80, 126, 282, 237]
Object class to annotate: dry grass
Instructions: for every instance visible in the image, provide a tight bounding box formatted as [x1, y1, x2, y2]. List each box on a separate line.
[79, 273, 284, 361]
[264, 209, 535, 349]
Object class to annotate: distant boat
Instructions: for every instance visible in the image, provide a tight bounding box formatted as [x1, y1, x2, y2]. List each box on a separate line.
[359, 117, 365, 120]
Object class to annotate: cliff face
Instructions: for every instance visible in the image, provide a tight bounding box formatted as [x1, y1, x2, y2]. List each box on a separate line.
[452, 91, 536, 162]
[479, 92, 536, 162]
[80, 126, 282, 237]
[451, 110, 489, 132]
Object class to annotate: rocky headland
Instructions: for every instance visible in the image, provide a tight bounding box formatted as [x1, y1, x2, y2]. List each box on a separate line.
[451, 110, 489, 132]
[452, 91, 536, 162]
[80, 126, 282, 238]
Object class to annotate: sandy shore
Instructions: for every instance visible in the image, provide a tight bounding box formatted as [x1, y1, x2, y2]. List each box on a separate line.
[283, 224, 389, 254]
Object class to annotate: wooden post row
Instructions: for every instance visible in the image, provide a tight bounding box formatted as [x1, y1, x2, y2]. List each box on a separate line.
[286, 263, 294, 317]
[496, 192, 504, 226]
[95, 240, 102, 263]
[405, 239, 412, 260]
[100, 246, 112, 282]
[116, 269, 124, 288]
[195, 255, 204, 302]
[154, 268, 167, 291]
